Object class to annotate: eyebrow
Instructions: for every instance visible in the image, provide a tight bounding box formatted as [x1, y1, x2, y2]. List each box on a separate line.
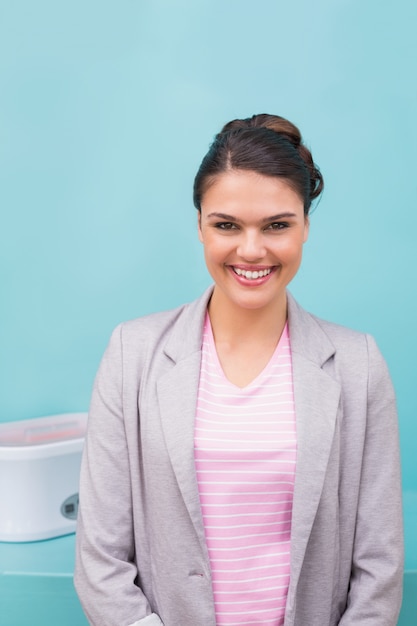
[206, 212, 298, 223]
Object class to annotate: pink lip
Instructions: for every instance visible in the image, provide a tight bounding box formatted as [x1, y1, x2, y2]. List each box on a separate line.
[227, 265, 277, 287]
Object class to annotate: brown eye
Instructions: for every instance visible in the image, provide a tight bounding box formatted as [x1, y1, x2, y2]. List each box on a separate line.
[215, 222, 237, 230]
[266, 222, 288, 230]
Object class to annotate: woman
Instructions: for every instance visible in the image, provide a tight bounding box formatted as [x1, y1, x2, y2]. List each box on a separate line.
[74, 114, 403, 626]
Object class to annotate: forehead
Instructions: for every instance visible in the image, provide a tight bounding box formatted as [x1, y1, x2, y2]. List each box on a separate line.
[201, 170, 304, 217]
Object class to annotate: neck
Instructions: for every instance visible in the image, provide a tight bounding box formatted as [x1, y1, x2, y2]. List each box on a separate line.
[208, 287, 287, 347]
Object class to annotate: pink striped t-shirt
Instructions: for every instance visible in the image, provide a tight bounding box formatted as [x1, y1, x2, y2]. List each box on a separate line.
[194, 315, 297, 626]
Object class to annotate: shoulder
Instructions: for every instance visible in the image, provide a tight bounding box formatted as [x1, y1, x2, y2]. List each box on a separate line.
[106, 303, 190, 365]
[288, 292, 370, 360]
[107, 286, 213, 357]
[121, 303, 189, 341]
[287, 292, 389, 378]
[300, 311, 395, 406]
[314, 315, 390, 381]
[310, 312, 386, 366]
[311, 314, 368, 349]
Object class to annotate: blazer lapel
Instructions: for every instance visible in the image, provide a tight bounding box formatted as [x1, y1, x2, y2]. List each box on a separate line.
[286, 294, 341, 611]
[157, 288, 213, 558]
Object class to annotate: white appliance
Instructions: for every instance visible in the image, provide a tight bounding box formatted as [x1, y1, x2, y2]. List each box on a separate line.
[0, 412, 87, 542]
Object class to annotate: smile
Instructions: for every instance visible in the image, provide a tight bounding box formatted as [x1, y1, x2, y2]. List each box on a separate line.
[232, 267, 272, 280]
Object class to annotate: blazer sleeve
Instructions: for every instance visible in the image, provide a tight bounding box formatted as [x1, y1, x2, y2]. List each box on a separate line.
[338, 334, 404, 626]
[74, 325, 163, 626]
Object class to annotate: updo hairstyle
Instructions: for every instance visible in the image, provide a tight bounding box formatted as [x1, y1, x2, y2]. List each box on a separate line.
[193, 113, 323, 216]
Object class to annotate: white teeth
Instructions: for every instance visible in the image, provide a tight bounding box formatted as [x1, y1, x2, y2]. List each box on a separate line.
[233, 268, 272, 279]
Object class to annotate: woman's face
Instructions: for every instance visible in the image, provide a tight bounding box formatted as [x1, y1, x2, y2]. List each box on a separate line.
[198, 169, 308, 313]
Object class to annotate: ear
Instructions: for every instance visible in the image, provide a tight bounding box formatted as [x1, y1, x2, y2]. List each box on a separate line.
[197, 211, 204, 243]
[303, 216, 310, 243]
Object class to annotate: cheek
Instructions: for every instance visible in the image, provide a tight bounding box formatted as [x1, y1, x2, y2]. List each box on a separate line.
[204, 240, 224, 262]
[276, 236, 304, 259]
[291, 227, 309, 250]
[200, 232, 232, 266]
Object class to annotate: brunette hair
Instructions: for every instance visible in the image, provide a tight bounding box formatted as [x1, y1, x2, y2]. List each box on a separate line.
[193, 113, 323, 215]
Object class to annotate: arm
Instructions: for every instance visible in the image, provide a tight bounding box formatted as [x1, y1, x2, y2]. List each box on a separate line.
[339, 335, 403, 625]
[74, 325, 163, 626]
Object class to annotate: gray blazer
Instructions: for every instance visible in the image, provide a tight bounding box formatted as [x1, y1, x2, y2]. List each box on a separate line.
[74, 288, 403, 626]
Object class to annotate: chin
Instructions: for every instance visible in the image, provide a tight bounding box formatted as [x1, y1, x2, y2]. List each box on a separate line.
[230, 292, 282, 312]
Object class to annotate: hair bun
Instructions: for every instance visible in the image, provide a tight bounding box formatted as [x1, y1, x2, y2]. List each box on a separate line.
[219, 114, 322, 201]
[220, 114, 301, 148]
[194, 112, 323, 214]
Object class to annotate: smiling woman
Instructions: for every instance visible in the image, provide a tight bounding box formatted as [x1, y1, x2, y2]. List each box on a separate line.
[74, 114, 403, 626]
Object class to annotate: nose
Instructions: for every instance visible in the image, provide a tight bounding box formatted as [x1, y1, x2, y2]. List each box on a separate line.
[236, 230, 266, 261]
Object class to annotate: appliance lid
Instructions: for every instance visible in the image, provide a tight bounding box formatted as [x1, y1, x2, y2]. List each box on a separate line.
[0, 413, 87, 447]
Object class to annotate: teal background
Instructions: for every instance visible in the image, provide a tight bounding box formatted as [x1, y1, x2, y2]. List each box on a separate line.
[1, 0, 416, 623]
